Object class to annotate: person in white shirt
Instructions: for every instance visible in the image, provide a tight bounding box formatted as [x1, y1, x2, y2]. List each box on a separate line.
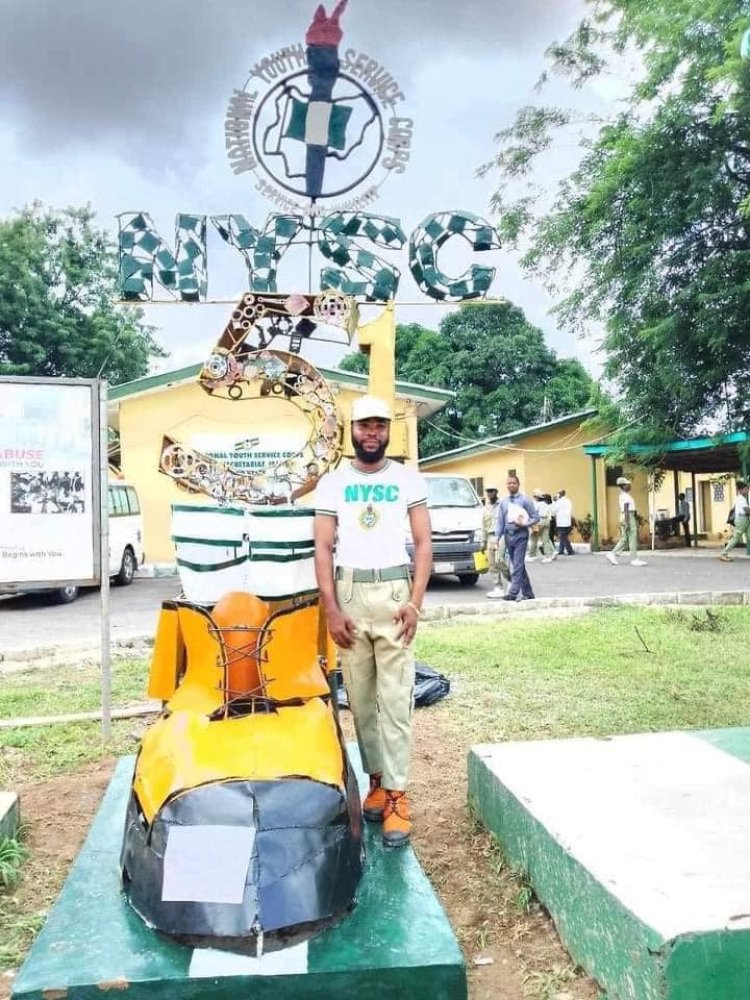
[606, 476, 646, 566]
[314, 395, 432, 848]
[528, 488, 554, 561]
[553, 489, 575, 557]
[720, 481, 750, 561]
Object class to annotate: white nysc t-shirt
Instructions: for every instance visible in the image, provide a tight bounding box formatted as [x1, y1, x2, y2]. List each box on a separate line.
[315, 460, 427, 570]
[618, 490, 636, 516]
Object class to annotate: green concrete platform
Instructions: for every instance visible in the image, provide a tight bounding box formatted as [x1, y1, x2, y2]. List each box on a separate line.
[0, 792, 21, 838]
[13, 752, 465, 1000]
[0, 790, 19, 839]
[469, 728, 750, 1000]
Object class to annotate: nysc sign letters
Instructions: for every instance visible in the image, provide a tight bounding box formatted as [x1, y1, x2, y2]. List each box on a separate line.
[118, 209, 501, 305]
[344, 484, 400, 503]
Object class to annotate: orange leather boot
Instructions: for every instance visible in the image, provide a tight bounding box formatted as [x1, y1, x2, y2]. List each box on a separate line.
[382, 790, 411, 848]
[363, 773, 387, 822]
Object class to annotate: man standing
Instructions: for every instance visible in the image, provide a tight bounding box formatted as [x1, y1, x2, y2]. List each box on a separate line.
[720, 481, 750, 561]
[528, 489, 554, 561]
[483, 487, 511, 598]
[487, 474, 538, 601]
[678, 492, 691, 548]
[552, 489, 575, 556]
[606, 476, 647, 566]
[482, 487, 500, 573]
[314, 395, 432, 848]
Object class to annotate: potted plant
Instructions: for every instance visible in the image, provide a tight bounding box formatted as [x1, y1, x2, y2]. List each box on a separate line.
[575, 512, 594, 543]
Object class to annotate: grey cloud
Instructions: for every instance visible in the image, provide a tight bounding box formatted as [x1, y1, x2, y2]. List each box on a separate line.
[0, 0, 583, 169]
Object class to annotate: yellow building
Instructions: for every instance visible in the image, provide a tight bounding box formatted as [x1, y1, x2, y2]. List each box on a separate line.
[419, 410, 607, 539]
[109, 363, 452, 563]
[586, 433, 749, 548]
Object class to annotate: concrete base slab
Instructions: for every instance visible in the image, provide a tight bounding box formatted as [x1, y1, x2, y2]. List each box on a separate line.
[469, 728, 750, 1000]
[0, 790, 19, 839]
[12, 752, 465, 1000]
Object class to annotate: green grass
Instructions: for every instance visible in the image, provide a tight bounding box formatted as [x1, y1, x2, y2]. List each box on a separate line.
[0, 657, 151, 786]
[0, 719, 145, 787]
[0, 907, 45, 968]
[415, 606, 750, 744]
[0, 657, 150, 720]
[0, 835, 28, 889]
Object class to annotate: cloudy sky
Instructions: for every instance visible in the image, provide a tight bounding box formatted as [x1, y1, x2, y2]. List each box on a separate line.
[0, 0, 612, 379]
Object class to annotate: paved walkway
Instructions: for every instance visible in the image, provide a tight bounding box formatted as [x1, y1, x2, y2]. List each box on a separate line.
[0, 550, 748, 659]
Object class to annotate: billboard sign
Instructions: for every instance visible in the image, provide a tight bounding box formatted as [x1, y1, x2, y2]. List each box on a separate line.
[0, 377, 102, 587]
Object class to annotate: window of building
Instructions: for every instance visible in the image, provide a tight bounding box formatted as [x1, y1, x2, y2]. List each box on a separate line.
[469, 476, 484, 497]
[605, 465, 624, 487]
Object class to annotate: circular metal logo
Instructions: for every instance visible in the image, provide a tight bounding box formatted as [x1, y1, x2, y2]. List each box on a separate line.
[225, 3, 414, 212]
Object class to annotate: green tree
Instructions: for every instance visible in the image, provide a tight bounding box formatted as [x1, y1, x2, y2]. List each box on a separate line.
[0, 203, 164, 382]
[340, 304, 595, 456]
[482, 0, 750, 444]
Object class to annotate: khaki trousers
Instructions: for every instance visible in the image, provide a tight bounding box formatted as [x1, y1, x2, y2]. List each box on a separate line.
[613, 512, 638, 560]
[722, 516, 750, 555]
[335, 577, 415, 791]
[486, 534, 499, 572]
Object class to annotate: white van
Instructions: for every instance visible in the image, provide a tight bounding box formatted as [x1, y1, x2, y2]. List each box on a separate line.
[407, 473, 486, 586]
[107, 480, 145, 586]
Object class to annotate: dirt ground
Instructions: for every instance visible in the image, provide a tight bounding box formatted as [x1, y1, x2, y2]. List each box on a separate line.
[1, 711, 601, 1000]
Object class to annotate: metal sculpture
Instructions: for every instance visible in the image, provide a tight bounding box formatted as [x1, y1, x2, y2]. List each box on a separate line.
[121, 589, 362, 952]
[409, 211, 502, 301]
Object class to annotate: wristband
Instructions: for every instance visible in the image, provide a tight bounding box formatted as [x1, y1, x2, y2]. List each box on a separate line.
[406, 601, 422, 618]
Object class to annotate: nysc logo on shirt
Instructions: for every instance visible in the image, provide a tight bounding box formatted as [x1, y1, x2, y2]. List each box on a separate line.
[344, 484, 400, 503]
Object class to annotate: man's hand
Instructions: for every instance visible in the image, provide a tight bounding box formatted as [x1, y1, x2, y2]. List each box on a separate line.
[394, 603, 419, 646]
[327, 608, 357, 649]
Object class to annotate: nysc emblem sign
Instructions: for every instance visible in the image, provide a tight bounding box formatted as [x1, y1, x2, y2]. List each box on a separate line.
[226, 0, 413, 213]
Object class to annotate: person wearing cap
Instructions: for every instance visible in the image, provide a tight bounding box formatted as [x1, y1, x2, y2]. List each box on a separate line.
[314, 395, 432, 848]
[719, 481, 750, 561]
[483, 487, 504, 575]
[482, 487, 500, 568]
[487, 474, 538, 601]
[484, 487, 511, 598]
[606, 477, 647, 566]
[528, 488, 554, 561]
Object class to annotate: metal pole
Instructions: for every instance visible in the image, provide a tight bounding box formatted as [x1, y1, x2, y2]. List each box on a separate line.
[741, 451, 750, 556]
[590, 455, 600, 551]
[307, 206, 316, 294]
[691, 471, 698, 549]
[99, 380, 112, 740]
[649, 472, 655, 551]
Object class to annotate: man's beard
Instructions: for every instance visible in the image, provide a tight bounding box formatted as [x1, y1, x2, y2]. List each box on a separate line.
[353, 438, 389, 465]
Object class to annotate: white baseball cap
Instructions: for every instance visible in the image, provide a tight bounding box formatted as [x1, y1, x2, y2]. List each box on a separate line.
[616, 476, 631, 486]
[351, 395, 392, 422]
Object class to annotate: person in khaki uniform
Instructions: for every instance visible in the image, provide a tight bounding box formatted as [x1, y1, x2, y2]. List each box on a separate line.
[720, 481, 750, 561]
[528, 488, 554, 560]
[314, 396, 432, 848]
[483, 487, 500, 571]
[606, 476, 647, 566]
[484, 487, 511, 598]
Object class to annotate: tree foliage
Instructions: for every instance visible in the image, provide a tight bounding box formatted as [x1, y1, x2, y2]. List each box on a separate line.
[340, 304, 595, 457]
[482, 0, 750, 443]
[0, 203, 164, 382]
